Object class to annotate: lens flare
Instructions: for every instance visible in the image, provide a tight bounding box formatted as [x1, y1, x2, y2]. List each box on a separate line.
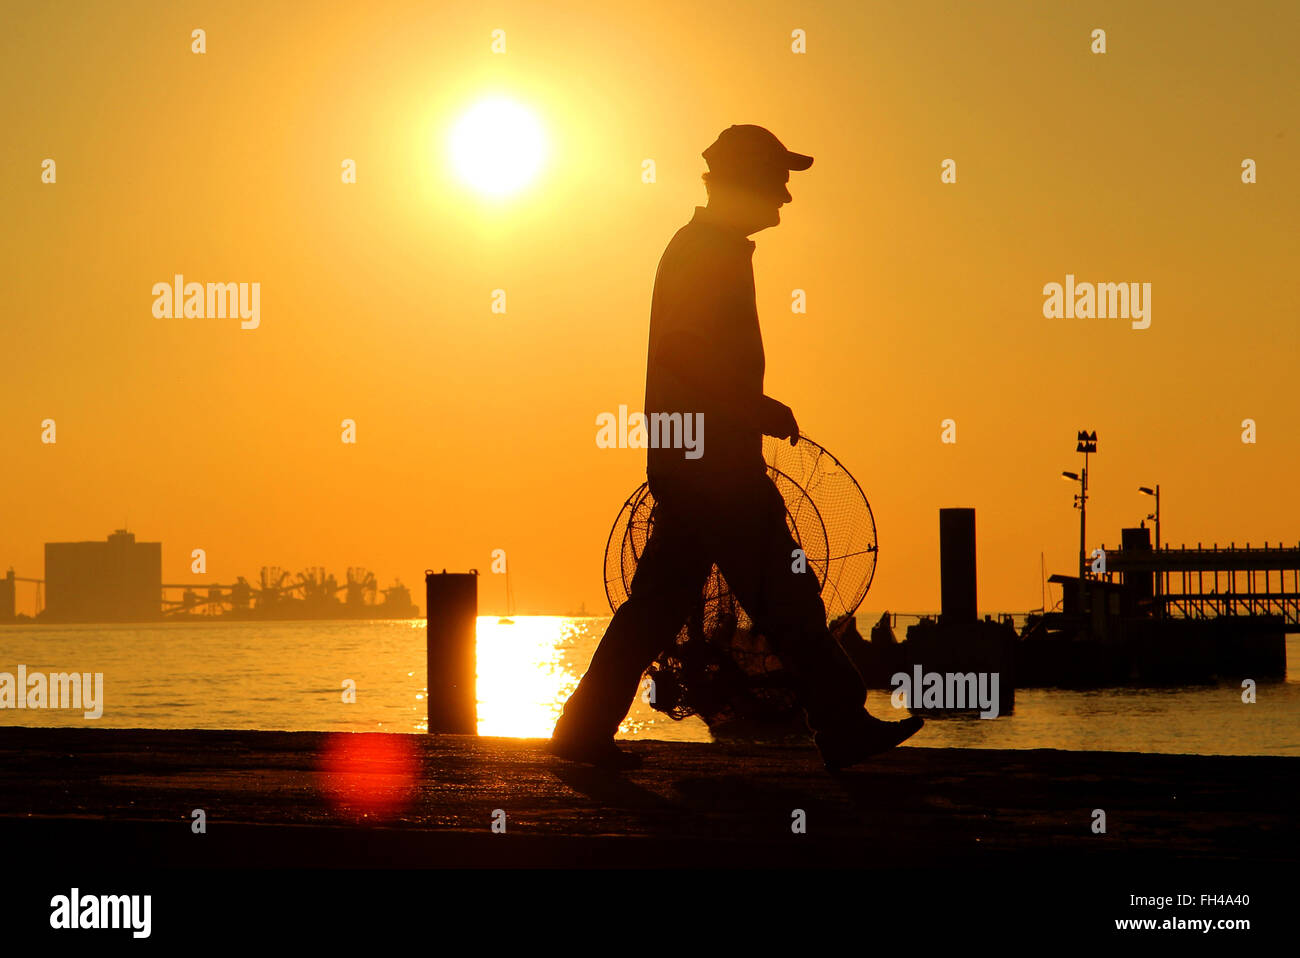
[319, 732, 418, 821]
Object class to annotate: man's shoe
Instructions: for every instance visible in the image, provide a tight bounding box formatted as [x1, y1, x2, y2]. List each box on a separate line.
[815, 713, 924, 771]
[548, 735, 643, 770]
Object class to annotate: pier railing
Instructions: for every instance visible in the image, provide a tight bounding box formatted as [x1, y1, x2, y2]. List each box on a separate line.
[1101, 543, 1300, 629]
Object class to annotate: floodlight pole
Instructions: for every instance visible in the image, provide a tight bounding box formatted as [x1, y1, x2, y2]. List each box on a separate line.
[1152, 484, 1161, 553]
[1078, 451, 1088, 609]
[1140, 483, 1162, 600]
[1072, 431, 1097, 614]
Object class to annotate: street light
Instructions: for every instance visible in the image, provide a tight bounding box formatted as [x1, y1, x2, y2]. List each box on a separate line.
[1064, 431, 1097, 612]
[1139, 484, 1162, 600]
[1138, 485, 1161, 549]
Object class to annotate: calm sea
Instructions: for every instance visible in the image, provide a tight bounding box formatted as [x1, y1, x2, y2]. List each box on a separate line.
[1, 617, 1297, 757]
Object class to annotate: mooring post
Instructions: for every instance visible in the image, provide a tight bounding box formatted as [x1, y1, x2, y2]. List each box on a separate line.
[939, 508, 977, 625]
[425, 569, 478, 734]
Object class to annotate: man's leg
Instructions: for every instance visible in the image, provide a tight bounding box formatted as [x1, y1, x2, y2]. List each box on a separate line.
[553, 500, 712, 747]
[707, 477, 867, 734]
[708, 475, 922, 767]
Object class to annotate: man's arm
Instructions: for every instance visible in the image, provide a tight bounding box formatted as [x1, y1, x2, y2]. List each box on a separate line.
[758, 394, 799, 445]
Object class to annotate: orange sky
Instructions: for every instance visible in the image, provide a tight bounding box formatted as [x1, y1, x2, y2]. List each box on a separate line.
[2, 1, 1297, 617]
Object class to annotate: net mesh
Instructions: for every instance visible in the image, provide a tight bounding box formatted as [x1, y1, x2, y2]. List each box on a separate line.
[602, 436, 877, 731]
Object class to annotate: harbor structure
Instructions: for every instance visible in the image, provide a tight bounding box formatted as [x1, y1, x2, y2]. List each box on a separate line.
[44, 529, 162, 623]
[2, 531, 419, 623]
[0, 570, 15, 622]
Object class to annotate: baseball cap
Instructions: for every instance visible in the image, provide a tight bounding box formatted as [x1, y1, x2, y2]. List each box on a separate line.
[702, 124, 814, 175]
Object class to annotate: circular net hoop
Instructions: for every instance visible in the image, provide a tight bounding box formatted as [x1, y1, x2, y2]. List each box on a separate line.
[601, 436, 877, 728]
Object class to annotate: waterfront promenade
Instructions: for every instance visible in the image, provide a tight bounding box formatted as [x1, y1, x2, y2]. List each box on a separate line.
[0, 727, 1295, 868]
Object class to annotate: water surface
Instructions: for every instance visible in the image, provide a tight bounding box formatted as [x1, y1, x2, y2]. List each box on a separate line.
[1, 617, 1295, 757]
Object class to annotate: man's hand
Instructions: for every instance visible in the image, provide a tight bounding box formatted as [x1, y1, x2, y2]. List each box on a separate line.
[760, 395, 800, 446]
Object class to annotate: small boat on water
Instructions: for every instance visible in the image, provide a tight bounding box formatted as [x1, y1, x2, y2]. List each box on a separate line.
[498, 564, 516, 625]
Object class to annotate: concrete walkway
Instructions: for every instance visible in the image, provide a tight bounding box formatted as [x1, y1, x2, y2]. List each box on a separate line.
[0, 727, 1294, 867]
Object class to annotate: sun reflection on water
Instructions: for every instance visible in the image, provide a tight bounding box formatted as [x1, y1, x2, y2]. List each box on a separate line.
[474, 616, 580, 738]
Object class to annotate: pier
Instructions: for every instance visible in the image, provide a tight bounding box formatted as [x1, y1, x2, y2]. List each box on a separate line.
[0, 727, 1294, 868]
[1104, 542, 1300, 628]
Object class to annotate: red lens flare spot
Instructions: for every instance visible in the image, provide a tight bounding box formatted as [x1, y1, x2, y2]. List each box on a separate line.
[319, 733, 418, 821]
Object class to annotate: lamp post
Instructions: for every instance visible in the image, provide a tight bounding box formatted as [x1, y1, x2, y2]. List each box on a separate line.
[1138, 485, 1160, 550]
[1063, 430, 1097, 613]
[1139, 484, 1161, 599]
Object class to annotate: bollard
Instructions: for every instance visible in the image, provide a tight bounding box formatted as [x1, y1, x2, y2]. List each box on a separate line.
[939, 508, 977, 625]
[425, 569, 478, 734]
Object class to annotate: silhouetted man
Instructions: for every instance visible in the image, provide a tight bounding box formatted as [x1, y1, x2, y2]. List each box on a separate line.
[551, 125, 922, 770]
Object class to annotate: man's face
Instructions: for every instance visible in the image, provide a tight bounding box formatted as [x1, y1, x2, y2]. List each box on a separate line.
[760, 169, 794, 229]
[724, 167, 794, 234]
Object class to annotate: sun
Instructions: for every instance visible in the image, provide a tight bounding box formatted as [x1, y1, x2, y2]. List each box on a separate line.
[449, 97, 548, 198]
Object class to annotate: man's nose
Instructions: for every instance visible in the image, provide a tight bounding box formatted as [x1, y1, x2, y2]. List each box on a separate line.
[780, 187, 792, 204]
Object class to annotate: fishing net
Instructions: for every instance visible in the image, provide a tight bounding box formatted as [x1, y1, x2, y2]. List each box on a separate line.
[602, 435, 877, 732]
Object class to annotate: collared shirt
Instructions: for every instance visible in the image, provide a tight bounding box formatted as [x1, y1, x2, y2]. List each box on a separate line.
[644, 206, 767, 496]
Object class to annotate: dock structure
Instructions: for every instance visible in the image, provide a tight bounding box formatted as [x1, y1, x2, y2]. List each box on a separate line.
[1017, 526, 1292, 683]
[0, 727, 1294, 868]
[1104, 542, 1300, 628]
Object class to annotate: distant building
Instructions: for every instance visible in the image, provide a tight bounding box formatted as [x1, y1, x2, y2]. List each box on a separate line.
[44, 530, 161, 623]
[0, 570, 15, 622]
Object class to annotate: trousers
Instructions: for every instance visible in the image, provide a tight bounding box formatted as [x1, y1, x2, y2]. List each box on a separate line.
[556, 471, 866, 740]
